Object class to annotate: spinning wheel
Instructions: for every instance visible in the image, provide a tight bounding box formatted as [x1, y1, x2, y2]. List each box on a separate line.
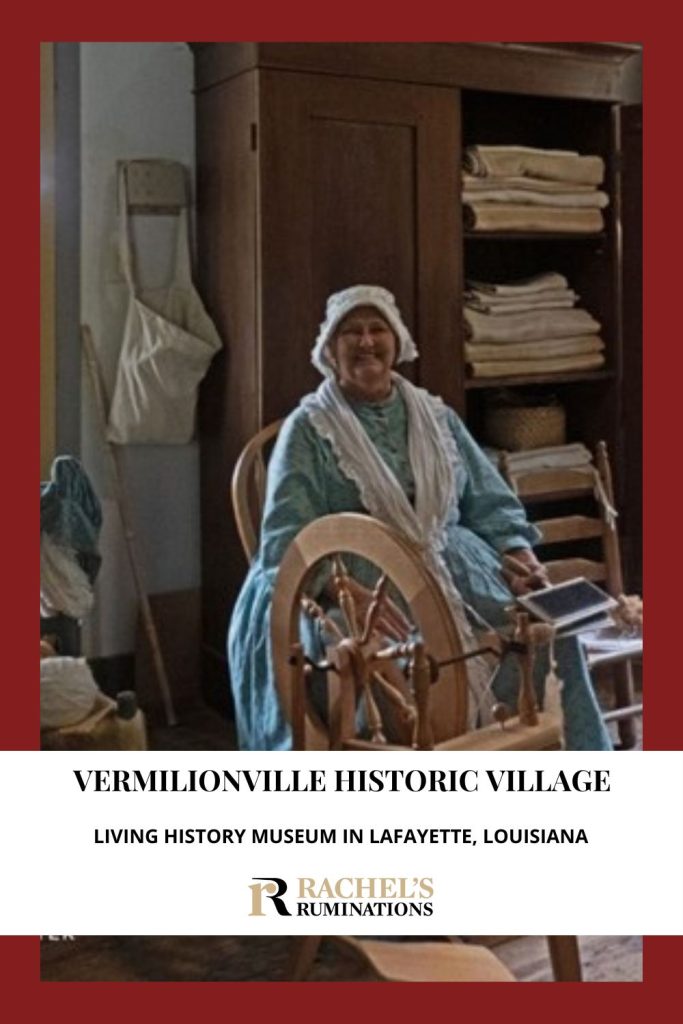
[271, 513, 563, 752]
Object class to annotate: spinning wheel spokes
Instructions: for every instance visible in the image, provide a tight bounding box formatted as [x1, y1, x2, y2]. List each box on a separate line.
[360, 573, 390, 644]
[298, 566, 425, 746]
[272, 513, 469, 750]
[272, 513, 564, 752]
[331, 555, 361, 639]
[299, 595, 344, 642]
[303, 558, 413, 746]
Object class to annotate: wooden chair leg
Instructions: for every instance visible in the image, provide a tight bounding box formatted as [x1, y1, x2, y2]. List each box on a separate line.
[612, 662, 638, 749]
[547, 935, 582, 981]
[285, 936, 323, 980]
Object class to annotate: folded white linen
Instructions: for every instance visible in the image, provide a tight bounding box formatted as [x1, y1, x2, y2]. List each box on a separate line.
[465, 287, 576, 306]
[464, 306, 601, 343]
[464, 202, 604, 233]
[463, 174, 600, 194]
[465, 335, 604, 362]
[468, 352, 605, 378]
[464, 145, 605, 186]
[505, 443, 593, 469]
[465, 294, 577, 315]
[463, 187, 609, 208]
[466, 271, 569, 297]
[485, 442, 594, 471]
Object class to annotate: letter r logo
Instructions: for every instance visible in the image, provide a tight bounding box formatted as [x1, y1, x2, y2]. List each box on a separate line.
[249, 877, 292, 916]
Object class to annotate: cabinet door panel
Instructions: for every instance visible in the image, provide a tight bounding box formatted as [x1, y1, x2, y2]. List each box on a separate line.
[259, 71, 463, 417]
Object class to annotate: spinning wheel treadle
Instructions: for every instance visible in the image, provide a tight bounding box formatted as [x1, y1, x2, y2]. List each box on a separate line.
[271, 513, 563, 752]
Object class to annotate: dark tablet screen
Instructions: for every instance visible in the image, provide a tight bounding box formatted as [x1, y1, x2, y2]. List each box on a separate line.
[518, 578, 615, 625]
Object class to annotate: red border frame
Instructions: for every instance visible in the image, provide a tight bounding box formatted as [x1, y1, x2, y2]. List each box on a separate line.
[4, 6, 681, 1017]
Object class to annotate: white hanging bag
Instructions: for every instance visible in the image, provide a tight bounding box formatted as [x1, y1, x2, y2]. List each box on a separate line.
[107, 162, 222, 444]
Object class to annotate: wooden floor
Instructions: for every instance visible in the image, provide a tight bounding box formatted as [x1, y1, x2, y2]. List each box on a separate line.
[495, 934, 642, 982]
[40, 933, 642, 982]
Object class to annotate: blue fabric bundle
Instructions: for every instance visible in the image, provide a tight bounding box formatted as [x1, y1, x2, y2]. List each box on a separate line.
[40, 456, 103, 584]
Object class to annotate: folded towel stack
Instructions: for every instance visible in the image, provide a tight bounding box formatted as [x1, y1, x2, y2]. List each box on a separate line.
[463, 145, 608, 233]
[464, 271, 606, 379]
[484, 442, 593, 473]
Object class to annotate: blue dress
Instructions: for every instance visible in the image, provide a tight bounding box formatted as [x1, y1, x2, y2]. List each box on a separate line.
[228, 388, 612, 751]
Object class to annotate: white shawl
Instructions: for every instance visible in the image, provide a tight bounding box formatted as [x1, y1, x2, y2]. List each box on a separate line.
[301, 373, 492, 726]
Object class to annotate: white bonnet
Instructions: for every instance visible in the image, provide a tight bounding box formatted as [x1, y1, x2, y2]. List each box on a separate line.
[311, 284, 418, 378]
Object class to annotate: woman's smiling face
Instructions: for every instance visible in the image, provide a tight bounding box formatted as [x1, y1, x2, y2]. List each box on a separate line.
[328, 305, 397, 401]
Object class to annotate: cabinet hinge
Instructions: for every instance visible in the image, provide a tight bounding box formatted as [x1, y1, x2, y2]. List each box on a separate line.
[250, 123, 258, 151]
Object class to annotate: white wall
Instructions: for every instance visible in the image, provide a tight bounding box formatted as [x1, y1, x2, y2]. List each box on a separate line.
[79, 43, 200, 657]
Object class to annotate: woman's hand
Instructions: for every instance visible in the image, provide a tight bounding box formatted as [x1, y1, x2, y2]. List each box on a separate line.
[501, 547, 549, 596]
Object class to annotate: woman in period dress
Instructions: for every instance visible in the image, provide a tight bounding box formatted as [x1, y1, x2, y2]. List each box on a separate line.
[228, 285, 611, 752]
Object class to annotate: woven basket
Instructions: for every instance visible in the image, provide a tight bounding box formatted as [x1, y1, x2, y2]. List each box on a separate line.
[484, 403, 566, 451]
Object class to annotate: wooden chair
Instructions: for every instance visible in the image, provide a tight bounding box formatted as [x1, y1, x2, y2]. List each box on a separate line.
[499, 441, 642, 748]
[287, 934, 582, 982]
[231, 419, 283, 562]
[287, 935, 516, 982]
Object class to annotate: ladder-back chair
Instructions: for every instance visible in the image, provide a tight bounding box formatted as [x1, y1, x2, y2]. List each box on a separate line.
[499, 441, 642, 748]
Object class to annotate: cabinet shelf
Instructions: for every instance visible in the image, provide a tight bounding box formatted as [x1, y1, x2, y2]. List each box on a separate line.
[465, 368, 615, 389]
[464, 231, 606, 242]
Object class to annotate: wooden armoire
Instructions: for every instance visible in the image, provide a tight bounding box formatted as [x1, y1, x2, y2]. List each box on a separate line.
[191, 43, 642, 699]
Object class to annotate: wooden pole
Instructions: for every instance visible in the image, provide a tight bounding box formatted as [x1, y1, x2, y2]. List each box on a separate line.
[546, 935, 583, 982]
[411, 642, 434, 750]
[289, 642, 306, 750]
[332, 555, 360, 638]
[595, 441, 637, 749]
[515, 613, 539, 727]
[81, 324, 177, 726]
[595, 440, 624, 594]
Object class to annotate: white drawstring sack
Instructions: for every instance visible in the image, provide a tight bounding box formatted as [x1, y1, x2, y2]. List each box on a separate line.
[107, 163, 222, 444]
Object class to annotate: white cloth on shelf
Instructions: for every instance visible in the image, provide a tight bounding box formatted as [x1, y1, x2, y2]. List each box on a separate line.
[487, 442, 594, 472]
[468, 352, 605, 378]
[463, 187, 609, 209]
[464, 145, 605, 186]
[467, 272, 569, 297]
[465, 335, 604, 363]
[464, 306, 601, 344]
[465, 294, 577, 316]
[465, 286, 577, 308]
[464, 202, 604, 233]
[463, 174, 600, 195]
